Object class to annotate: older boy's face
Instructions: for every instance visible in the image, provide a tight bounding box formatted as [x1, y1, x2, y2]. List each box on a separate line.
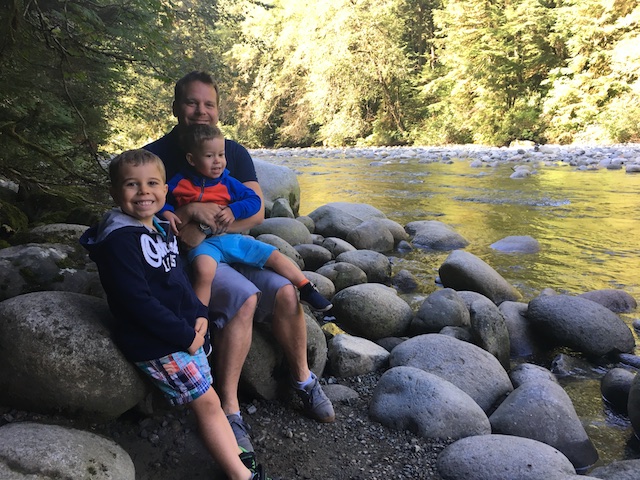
[110, 162, 168, 227]
[173, 81, 219, 127]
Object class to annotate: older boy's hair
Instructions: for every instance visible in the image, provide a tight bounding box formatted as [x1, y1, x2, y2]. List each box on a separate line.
[174, 71, 220, 106]
[182, 124, 224, 154]
[109, 149, 166, 186]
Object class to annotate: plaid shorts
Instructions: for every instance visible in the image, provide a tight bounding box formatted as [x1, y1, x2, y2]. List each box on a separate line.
[135, 347, 213, 406]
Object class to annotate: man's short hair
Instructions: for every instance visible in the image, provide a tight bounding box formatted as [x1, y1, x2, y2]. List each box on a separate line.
[174, 71, 220, 106]
[109, 149, 166, 186]
[181, 124, 224, 154]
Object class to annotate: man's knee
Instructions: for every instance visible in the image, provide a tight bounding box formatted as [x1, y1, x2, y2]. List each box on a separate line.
[275, 284, 300, 314]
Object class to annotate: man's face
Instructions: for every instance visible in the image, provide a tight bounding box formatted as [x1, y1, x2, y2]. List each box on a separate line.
[173, 81, 219, 127]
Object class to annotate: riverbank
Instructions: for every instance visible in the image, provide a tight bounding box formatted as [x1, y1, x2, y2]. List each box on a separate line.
[1, 372, 449, 480]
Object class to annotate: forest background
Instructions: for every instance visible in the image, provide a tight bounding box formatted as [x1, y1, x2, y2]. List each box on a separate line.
[1, 0, 639, 203]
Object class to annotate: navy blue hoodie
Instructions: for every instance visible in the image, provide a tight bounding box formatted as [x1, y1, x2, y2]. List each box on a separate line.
[80, 209, 208, 362]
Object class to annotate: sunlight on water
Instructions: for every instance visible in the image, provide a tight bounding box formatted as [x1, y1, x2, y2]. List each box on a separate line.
[270, 153, 640, 467]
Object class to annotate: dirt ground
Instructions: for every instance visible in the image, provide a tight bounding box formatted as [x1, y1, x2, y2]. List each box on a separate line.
[2, 373, 449, 480]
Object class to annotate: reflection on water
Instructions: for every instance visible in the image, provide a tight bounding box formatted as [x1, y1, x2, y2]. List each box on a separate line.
[270, 153, 640, 467]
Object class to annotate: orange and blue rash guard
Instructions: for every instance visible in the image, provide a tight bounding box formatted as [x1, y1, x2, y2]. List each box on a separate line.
[162, 168, 261, 221]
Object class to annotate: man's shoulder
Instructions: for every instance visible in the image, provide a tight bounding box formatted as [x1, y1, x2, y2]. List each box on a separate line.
[143, 127, 179, 155]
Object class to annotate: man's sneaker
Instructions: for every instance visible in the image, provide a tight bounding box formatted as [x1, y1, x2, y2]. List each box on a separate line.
[250, 464, 272, 480]
[294, 372, 335, 423]
[299, 282, 333, 312]
[227, 413, 254, 452]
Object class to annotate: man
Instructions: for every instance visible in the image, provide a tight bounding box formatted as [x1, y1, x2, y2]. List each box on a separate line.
[144, 71, 335, 453]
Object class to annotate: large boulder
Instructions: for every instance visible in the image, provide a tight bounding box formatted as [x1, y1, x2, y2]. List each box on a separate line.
[405, 220, 469, 251]
[0, 243, 102, 302]
[308, 202, 387, 239]
[489, 235, 540, 253]
[345, 219, 395, 252]
[389, 334, 513, 413]
[468, 296, 510, 370]
[332, 284, 413, 340]
[498, 301, 541, 357]
[437, 434, 577, 480]
[316, 262, 368, 292]
[328, 334, 389, 377]
[489, 379, 599, 470]
[241, 311, 327, 400]
[438, 250, 522, 304]
[410, 288, 470, 335]
[600, 367, 635, 414]
[335, 250, 391, 284]
[627, 373, 640, 437]
[0, 422, 135, 480]
[589, 459, 640, 479]
[294, 243, 333, 271]
[526, 294, 635, 357]
[577, 288, 637, 313]
[249, 217, 313, 246]
[255, 233, 304, 269]
[0, 291, 147, 420]
[254, 158, 300, 215]
[370, 366, 490, 441]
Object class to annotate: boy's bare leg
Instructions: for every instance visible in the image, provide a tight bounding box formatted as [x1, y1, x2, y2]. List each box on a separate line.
[264, 251, 306, 286]
[214, 293, 258, 415]
[192, 256, 217, 306]
[270, 284, 310, 383]
[190, 387, 252, 480]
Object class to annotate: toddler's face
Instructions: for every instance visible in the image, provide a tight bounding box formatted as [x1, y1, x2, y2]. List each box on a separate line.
[188, 137, 227, 179]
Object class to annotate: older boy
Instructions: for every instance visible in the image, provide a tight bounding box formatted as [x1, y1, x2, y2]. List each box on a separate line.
[80, 149, 270, 480]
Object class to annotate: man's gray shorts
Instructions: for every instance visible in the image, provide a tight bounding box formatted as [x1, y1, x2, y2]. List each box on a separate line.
[208, 262, 291, 329]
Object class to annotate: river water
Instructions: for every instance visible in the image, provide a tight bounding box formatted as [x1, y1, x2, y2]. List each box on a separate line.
[255, 147, 640, 468]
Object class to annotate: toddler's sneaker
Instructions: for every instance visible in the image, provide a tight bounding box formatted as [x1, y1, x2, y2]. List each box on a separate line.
[294, 372, 335, 423]
[299, 282, 333, 312]
[240, 448, 272, 480]
[250, 464, 272, 480]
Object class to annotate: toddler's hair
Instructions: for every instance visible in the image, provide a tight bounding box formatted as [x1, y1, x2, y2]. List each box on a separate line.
[182, 124, 224, 154]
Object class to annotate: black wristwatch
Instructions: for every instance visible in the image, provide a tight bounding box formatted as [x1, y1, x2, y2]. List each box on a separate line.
[198, 223, 213, 237]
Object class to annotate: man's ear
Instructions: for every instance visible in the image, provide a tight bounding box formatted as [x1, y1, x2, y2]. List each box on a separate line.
[172, 100, 178, 118]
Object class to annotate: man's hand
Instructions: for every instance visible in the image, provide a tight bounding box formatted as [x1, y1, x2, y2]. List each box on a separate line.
[181, 202, 224, 226]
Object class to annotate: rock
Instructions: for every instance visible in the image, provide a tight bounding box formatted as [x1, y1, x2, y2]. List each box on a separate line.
[375, 218, 410, 245]
[439, 325, 473, 342]
[439, 250, 522, 304]
[25, 223, 90, 244]
[600, 367, 635, 414]
[498, 301, 541, 357]
[468, 296, 510, 370]
[0, 243, 102, 302]
[255, 233, 304, 269]
[254, 159, 300, 215]
[589, 459, 640, 479]
[0, 291, 147, 420]
[242, 311, 327, 400]
[270, 197, 295, 218]
[526, 294, 635, 357]
[405, 220, 469, 251]
[627, 373, 640, 437]
[437, 434, 576, 480]
[391, 269, 418, 293]
[335, 249, 391, 284]
[294, 243, 333, 271]
[510, 363, 558, 388]
[489, 379, 599, 470]
[302, 271, 335, 301]
[490, 235, 540, 253]
[316, 262, 368, 292]
[0, 422, 135, 480]
[308, 202, 387, 239]
[411, 288, 470, 335]
[376, 336, 406, 352]
[328, 334, 389, 377]
[389, 334, 513, 413]
[370, 366, 490, 441]
[249, 217, 313, 246]
[577, 288, 637, 313]
[322, 383, 359, 403]
[295, 215, 315, 233]
[332, 284, 413, 340]
[321, 237, 357, 256]
[345, 219, 395, 252]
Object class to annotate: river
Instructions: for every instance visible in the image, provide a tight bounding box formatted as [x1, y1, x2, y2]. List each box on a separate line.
[254, 146, 640, 468]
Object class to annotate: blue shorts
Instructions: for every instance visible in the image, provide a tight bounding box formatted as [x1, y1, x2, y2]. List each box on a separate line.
[135, 347, 212, 406]
[187, 233, 277, 268]
[207, 263, 291, 329]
